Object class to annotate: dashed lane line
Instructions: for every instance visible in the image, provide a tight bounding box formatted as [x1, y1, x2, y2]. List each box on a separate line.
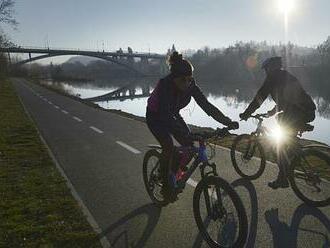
[61, 110, 69, 115]
[90, 126, 104, 134]
[116, 141, 141, 154]
[73, 116, 83, 122]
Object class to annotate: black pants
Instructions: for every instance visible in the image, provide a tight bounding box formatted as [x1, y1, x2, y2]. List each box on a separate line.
[275, 110, 315, 180]
[146, 110, 193, 185]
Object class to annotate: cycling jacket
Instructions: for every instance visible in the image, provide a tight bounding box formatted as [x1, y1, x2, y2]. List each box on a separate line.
[147, 74, 231, 127]
[244, 69, 316, 116]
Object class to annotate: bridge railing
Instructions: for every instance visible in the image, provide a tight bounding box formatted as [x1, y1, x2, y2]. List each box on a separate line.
[3, 46, 165, 58]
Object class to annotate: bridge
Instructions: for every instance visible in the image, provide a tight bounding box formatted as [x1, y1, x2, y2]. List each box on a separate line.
[84, 79, 155, 102]
[0, 46, 167, 76]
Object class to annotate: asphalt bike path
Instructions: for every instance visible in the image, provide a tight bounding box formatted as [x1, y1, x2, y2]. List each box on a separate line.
[13, 78, 330, 248]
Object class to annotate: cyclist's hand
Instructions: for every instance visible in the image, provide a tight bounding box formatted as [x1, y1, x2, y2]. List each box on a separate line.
[227, 121, 239, 130]
[239, 112, 249, 121]
[266, 109, 276, 117]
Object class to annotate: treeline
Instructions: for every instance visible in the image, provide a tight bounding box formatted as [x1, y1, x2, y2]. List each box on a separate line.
[184, 38, 330, 117]
[10, 37, 330, 106]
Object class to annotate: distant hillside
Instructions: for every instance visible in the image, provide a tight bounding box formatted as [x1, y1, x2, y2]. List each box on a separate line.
[65, 56, 101, 65]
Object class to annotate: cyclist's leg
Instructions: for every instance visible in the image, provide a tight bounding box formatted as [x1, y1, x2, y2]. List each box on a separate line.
[274, 109, 316, 188]
[171, 116, 194, 171]
[270, 112, 298, 188]
[146, 115, 175, 188]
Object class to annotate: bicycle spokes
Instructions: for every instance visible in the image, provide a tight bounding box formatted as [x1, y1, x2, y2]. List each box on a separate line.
[147, 157, 164, 201]
[199, 184, 239, 247]
[292, 152, 330, 203]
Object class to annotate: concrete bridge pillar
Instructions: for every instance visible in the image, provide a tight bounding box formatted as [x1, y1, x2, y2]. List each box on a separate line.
[142, 84, 150, 95]
[129, 88, 136, 96]
[7, 52, 11, 64]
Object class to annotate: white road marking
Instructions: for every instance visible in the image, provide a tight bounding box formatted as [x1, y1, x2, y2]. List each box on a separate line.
[116, 141, 141, 154]
[61, 110, 69, 114]
[54, 105, 60, 109]
[73, 116, 83, 122]
[90, 126, 104, 134]
[187, 178, 198, 188]
[48, 101, 53, 105]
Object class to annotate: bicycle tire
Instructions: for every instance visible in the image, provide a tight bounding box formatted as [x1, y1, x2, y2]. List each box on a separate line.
[193, 176, 248, 248]
[289, 148, 330, 207]
[143, 149, 168, 207]
[231, 134, 266, 180]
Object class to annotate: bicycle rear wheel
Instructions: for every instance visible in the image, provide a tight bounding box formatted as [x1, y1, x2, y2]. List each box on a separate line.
[143, 149, 168, 206]
[193, 176, 248, 248]
[231, 134, 266, 180]
[289, 148, 330, 207]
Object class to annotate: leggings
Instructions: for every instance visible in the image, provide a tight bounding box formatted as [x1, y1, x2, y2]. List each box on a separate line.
[146, 111, 193, 185]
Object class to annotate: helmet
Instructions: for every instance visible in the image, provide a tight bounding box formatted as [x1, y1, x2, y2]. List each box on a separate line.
[262, 56, 282, 69]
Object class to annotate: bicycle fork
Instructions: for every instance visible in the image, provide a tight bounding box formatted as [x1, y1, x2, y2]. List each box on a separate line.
[200, 162, 225, 220]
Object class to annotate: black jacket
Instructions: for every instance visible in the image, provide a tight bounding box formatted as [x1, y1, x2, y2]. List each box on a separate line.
[147, 74, 231, 127]
[245, 69, 316, 115]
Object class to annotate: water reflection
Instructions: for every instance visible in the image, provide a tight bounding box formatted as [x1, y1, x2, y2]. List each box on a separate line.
[42, 79, 330, 145]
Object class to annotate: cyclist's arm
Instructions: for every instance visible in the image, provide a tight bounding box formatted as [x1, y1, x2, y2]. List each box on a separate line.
[244, 77, 273, 116]
[267, 105, 280, 116]
[192, 84, 232, 126]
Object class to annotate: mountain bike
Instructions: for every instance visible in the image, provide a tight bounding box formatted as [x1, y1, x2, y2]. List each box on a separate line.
[230, 113, 330, 207]
[143, 127, 248, 248]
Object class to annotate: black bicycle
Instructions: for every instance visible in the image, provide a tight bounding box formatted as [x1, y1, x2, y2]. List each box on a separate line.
[143, 127, 248, 248]
[231, 113, 330, 207]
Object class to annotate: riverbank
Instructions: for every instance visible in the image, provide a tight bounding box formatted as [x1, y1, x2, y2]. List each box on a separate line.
[0, 78, 102, 247]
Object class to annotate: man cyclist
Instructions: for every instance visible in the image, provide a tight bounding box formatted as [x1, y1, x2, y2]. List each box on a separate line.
[146, 51, 238, 200]
[239, 56, 316, 189]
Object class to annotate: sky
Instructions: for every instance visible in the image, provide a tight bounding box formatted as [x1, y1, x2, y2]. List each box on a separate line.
[2, 0, 330, 54]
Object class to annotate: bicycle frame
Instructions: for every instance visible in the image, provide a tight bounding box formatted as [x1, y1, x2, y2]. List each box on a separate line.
[176, 140, 218, 189]
[247, 114, 322, 177]
[175, 140, 223, 217]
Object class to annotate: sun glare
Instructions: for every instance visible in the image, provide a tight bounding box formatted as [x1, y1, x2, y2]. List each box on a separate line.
[269, 125, 286, 144]
[278, 0, 295, 14]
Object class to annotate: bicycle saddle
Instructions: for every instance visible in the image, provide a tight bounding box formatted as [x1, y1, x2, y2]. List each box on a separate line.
[298, 123, 314, 132]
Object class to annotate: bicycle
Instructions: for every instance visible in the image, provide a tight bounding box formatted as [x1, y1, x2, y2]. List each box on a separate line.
[143, 127, 248, 248]
[230, 113, 330, 207]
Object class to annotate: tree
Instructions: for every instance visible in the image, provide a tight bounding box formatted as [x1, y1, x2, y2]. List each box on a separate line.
[0, 0, 17, 77]
[0, 0, 18, 27]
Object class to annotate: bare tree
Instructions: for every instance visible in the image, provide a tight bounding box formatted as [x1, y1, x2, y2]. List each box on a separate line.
[0, 0, 18, 27]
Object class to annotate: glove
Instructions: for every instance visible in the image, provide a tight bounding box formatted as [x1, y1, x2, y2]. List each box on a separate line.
[227, 121, 239, 130]
[266, 107, 277, 117]
[239, 112, 250, 121]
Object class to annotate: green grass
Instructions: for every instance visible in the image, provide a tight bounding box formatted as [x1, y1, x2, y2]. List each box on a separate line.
[0, 79, 102, 247]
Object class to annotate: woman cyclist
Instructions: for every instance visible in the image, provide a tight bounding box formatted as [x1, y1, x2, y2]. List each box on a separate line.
[146, 51, 238, 200]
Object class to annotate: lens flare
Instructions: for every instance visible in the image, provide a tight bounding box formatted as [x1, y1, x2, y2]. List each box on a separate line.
[269, 124, 286, 144]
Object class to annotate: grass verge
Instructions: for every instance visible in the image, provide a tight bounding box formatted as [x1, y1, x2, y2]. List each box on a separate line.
[0, 79, 102, 247]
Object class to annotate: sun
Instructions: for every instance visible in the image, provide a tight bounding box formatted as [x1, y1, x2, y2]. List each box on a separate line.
[278, 0, 295, 14]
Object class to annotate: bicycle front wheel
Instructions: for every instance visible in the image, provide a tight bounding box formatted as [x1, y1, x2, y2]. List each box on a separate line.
[289, 148, 330, 207]
[193, 176, 248, 248]
[231, 134, 266, 180]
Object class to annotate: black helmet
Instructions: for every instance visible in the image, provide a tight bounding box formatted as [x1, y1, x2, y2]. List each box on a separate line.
[262, 56, 282, 69]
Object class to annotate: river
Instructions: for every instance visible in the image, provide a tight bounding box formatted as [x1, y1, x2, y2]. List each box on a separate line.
[42, 80, 330, 145]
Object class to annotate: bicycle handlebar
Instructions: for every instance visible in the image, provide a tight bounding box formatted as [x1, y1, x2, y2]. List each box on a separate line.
[249, 113, 269, 120]
[191, 126, 235, 141]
